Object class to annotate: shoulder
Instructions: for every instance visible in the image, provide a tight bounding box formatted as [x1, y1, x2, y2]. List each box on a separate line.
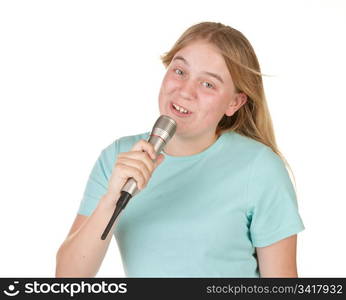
[116, 131, 150, 152]
[233, 135, 293, 195]
[92, 131, 150, 172]
[223, 131, 289, 182]
[235, 131, 280, 158]
[229, 131, 269, 154]
[223, 131, 279, 165]
[102, 131, 150, 157]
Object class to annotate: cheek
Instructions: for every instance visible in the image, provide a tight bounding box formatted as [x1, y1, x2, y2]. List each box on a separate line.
[199, 95, 218, 112]
[158, 75, 176, 107]
[198, 95, 227, 118]
[162, 74, 180, 92]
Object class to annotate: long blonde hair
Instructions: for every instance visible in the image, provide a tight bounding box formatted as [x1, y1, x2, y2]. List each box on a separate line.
[161, 21, 296, 189]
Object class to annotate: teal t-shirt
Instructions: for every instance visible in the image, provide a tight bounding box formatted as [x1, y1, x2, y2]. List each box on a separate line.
[78, 130, 305, 277]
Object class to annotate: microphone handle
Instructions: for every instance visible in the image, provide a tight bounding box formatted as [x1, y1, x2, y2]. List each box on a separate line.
[101, 191, 132, 240]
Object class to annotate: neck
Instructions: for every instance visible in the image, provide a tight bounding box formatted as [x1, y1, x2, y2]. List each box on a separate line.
[163, 132, 219, 157]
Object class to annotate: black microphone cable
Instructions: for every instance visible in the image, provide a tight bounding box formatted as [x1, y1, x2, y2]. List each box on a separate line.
[101, 191, 132, 240]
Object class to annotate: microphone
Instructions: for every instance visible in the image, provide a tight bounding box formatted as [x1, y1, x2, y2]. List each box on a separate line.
[101, 115, 177, 240]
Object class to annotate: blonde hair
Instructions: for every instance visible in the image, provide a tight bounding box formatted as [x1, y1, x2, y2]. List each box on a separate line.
[161, 21, 297, 189]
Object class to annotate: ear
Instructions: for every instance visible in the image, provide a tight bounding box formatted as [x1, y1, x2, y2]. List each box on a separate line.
[225, 93, 247, 117]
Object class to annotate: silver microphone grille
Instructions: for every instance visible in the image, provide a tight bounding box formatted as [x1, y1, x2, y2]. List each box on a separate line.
[151, 115, 177, 142]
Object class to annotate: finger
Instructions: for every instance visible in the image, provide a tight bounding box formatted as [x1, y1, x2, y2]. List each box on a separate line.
[117, 156, 151, 184]
[118, 150, 155, 174]
[115, 162, 147, 189]
[131, 139, 157, 160]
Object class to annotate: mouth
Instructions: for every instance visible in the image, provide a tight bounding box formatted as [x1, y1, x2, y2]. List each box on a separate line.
[170, 102, 193, 117]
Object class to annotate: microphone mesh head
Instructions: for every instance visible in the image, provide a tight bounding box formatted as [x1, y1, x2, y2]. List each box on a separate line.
[151, 115, 177, 142]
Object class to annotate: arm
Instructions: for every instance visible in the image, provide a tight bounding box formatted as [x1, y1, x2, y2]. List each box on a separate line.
[256, 234, 298, 277]
[56, 140, 164, 277]
[55, 193, 119, 277]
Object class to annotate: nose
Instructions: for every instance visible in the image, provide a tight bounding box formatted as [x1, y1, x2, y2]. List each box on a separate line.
[179, 78, 196, 100]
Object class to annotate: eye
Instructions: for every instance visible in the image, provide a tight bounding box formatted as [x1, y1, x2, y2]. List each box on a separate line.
[202, 81, 214, 89]
[174, 68, 184, 76]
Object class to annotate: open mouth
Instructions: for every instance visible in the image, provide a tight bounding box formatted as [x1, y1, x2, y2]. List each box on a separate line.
[170, 102, 193, 117]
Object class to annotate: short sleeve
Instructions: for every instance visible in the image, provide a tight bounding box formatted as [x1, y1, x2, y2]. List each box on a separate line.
[247, 147, 305, 247]
[77, 140, 119, 216]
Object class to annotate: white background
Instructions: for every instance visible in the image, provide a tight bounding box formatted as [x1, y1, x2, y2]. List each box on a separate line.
[0, 0, 345, 277]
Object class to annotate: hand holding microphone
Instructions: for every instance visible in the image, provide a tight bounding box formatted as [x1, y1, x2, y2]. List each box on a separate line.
[101, 115, 177, 240]
[103, 140, 165, 207]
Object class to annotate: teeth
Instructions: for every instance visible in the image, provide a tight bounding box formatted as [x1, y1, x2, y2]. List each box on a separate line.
[173, 103, 189, 114]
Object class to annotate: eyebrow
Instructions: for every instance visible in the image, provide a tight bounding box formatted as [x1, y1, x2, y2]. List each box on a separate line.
[172, 55, 224, 84]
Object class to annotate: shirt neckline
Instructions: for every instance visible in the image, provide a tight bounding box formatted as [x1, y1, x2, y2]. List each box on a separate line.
[143, 131, 234, 162]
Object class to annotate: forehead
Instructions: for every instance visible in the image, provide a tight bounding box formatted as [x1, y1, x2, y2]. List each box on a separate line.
[173, 41, 232, 81]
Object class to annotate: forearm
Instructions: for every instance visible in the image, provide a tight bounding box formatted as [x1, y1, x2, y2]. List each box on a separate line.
[55, 194, 119, 277]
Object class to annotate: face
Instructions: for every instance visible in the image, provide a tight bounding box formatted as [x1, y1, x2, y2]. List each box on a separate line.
[158, 40, 246, 139]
